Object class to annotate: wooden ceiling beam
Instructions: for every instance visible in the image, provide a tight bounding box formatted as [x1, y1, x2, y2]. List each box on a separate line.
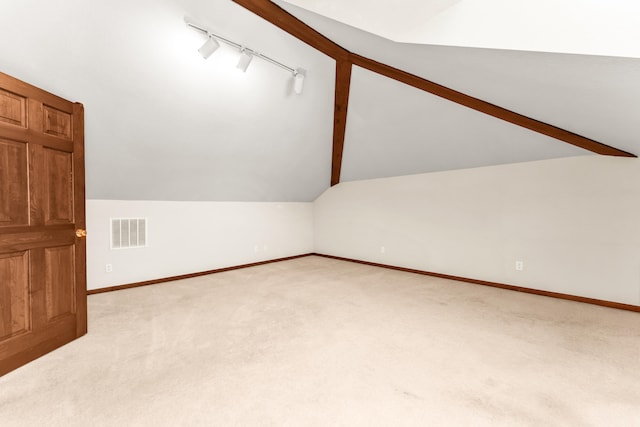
[231, 0, 349, 60]
[331, 60, 352, 186]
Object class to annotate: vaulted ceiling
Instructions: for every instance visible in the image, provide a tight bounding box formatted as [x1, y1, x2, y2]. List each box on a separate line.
[1, 0, 639, 202]
[280, 0, 640, 58]
[271, 0, 640, 179]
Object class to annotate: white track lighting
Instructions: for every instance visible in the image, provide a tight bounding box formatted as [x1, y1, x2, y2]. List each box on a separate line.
[294, 70, 305, 95]
[185, 17, 307, 95]
[198, 36, 220, 59]
[236, 49, 253, 73]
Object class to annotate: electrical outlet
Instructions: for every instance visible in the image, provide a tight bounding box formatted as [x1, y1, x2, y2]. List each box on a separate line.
[105, 264, 113, 273]
[380, 246, 385, 254]
[263, 244, 268, 251]
[515, 261, 524, 271]
[254, 245, 260, 253]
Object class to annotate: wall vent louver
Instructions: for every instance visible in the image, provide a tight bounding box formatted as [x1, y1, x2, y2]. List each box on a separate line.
[110, 218, 147, 249]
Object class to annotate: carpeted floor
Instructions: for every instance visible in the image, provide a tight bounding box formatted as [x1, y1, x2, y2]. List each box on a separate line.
[1, 255, 639, 426]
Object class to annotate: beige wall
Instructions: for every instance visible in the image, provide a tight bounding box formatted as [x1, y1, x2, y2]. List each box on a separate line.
[314, 156, 640, 305]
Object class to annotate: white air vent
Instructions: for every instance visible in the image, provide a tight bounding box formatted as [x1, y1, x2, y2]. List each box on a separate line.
[111, 218, 147, 249]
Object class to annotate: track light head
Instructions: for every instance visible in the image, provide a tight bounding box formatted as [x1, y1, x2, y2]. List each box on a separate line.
[186, 19, 307, 90]
[198, 36, 220, 59]
[293, 69, 305, 95]
[236, 49, 253, 72]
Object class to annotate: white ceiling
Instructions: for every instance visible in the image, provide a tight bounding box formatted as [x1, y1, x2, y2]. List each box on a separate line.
[280, 0, 640, 58]
[280, 0, 462, 45]
[1, 0, 638, 202]
[341, 66, 588, 182]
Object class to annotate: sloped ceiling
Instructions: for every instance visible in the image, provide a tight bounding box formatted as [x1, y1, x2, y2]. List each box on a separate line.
[280, 0, 640, 58]
[273, 0, 640, 181]
[0, 0, 334, 202]
[341, 65, 588, 182]
[1, 0, 639, 202]
[279, 0, 463, 45]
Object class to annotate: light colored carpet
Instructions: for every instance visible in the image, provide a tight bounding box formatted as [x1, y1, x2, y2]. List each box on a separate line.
[1, 255, 639, 426]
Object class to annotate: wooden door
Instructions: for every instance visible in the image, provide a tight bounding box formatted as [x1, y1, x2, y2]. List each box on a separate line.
[0, 72, 86, 376]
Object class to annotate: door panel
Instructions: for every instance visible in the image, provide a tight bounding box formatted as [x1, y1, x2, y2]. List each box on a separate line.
[0, 72, 86, 376]
[0, 138, 29, 226]
[44, 245, 76, 321]
[0, 88, 26, 127]
[43, 104, 72, 140]
[0, 251, 29, 340]
[44, 147, 74, 225]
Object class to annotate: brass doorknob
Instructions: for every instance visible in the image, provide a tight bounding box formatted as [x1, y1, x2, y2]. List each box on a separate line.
[75, 229, 87, 238]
